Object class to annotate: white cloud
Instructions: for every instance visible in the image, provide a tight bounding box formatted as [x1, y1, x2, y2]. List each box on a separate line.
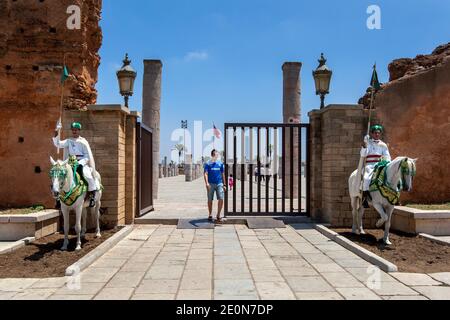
[184, 50, 209, 62]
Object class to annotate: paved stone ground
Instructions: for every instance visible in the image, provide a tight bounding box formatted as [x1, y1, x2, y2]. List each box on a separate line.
[140, 175, 306, 220]
[2, 224, 450, 300]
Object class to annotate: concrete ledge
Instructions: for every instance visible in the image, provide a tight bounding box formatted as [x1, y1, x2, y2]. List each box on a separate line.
[0, 237, 35, 255]
[0, 210, 60, 241]
[65, 225, 133, 277]
[314, 224, 398, 273]
[392, 206, 450, 236]
[87, 104, 130, 115]
[419, 233, 450, 247]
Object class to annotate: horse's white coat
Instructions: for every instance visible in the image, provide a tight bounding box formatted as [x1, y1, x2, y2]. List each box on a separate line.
[50, 157, 103, 251]
[349, 157, 417, 245]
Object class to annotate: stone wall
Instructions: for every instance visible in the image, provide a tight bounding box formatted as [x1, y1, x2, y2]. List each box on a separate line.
[370, 47, 450, 204]
[63, 105, 139, 228]
[309, 105, 379, 227]
[0, 0, 102, 208]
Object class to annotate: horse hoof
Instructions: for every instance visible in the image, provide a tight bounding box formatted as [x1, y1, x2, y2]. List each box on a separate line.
[61, 247, 68, 251]
[360, 230, 367, 235]
[75, 246, 82, 251]
[95, 233, 101, 239]
[384, 240, 392, 246]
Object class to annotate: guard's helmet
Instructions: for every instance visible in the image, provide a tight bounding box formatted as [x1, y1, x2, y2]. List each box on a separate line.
[71, 122, 82, 130]
[370, 125, 383, 133]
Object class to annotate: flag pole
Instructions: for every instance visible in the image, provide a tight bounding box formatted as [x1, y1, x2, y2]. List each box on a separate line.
[354, 63, 378, 210]
[57, 54, 67, 155]
[366, 63, 377, 136]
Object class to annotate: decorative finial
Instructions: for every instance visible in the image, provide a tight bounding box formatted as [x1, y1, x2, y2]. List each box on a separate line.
[318, 53, 327, 67]
[123, 53, 131, 66]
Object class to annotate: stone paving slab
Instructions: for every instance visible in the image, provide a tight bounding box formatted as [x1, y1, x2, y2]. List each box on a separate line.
[391, 273, 443, 286]
[412, 286, 450, 300]
[428, 273, 450, 286]
[1, 224, 448, 300]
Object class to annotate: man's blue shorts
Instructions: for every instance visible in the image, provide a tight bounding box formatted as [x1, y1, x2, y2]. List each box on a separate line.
[208, 183, 225, 201]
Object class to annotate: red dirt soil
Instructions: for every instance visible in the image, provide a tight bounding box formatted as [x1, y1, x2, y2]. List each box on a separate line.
[0, 228, 121, 279]
[333, 228, 450, 273]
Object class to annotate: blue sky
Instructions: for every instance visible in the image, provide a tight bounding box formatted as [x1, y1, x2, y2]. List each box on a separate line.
[96, 0, 450, 161]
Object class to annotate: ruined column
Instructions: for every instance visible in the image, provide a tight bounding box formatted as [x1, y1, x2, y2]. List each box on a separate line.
[185, 155, 193, 182]
[143, 60, 162, 199]
[282, 62, 302, 200]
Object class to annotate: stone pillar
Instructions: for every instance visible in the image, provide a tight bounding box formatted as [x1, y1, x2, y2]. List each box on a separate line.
[142, 60, 162, 199]
[282, 62, 302, 199]
[308, 104, 379, 227]
[185, 155, 193, 182]
[63, 104, 134, 228]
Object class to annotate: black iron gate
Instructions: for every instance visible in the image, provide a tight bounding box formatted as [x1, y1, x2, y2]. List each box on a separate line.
[136, 122, 154, 217]
[224, 123, 310, 216]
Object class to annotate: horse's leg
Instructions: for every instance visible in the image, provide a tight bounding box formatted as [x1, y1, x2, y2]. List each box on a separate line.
[74, 204, 83, 251]
[61, 208, 69, 251]
[383, 205, 395, 245]
[81, 206, 87, 239]
[373, 200, 388, 228]
[359, 205, 366, 235]
[351, 197, 359, 234]
[95, 196, 101, 238]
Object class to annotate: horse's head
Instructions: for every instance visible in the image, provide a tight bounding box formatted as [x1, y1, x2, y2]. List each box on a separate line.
[49, 157, 69, 199]
[400, 158, 418, 192]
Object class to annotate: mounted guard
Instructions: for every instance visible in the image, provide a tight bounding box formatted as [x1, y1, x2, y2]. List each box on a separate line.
[348, 64, 417, 245]
[53, 121, 100, 208]
[360, 125, 391, 208]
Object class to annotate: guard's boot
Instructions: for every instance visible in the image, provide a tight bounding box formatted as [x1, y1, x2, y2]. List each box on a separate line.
[89, 191, 96, 208]
[362, 191, 370, 209]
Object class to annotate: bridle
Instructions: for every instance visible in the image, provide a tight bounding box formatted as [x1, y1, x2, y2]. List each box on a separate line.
[49, 164, 68, 198]
[399, 158, 416, 191]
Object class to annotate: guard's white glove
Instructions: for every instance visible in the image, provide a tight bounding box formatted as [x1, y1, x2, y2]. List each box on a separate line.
[364, 135, 370, 145]
[55, 120, 62, 131]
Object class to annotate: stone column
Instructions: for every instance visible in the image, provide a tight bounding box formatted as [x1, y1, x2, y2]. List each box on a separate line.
[143, 60, 162, 199]
[185, 155, 193, 182]
[282, 62, 302, 200]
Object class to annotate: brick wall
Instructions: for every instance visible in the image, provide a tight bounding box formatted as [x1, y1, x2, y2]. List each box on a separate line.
[63, 104, 139, 228]
[309, 104, 380, 228]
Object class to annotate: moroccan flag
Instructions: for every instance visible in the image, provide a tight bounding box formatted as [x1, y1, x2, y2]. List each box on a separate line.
[370, 64, 381, 90]
[61, 65, 69, 84]
[213, 124, 221, 139]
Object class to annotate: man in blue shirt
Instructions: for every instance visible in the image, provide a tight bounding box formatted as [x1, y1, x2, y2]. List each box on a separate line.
[204, 149, 227, 222]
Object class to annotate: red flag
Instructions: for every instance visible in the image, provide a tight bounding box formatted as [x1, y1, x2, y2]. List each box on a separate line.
[213, 124, 221, 139]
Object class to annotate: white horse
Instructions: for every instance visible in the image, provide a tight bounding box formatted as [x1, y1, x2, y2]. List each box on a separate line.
[50, 157, 103, 251]
[349, 157, 417, 245]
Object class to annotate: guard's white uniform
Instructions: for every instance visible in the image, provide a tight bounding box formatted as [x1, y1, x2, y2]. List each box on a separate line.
[360, 139, 391, 191]
[52, 136, 99, 192]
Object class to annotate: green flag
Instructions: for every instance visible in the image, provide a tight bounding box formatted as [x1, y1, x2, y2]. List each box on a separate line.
[370, 65, 381, 90]
[61, 65, 69, 84]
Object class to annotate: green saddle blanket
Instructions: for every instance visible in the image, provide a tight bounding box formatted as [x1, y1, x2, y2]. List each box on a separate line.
[369, 161, 400, 205]
[60, 171, 87, 207]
